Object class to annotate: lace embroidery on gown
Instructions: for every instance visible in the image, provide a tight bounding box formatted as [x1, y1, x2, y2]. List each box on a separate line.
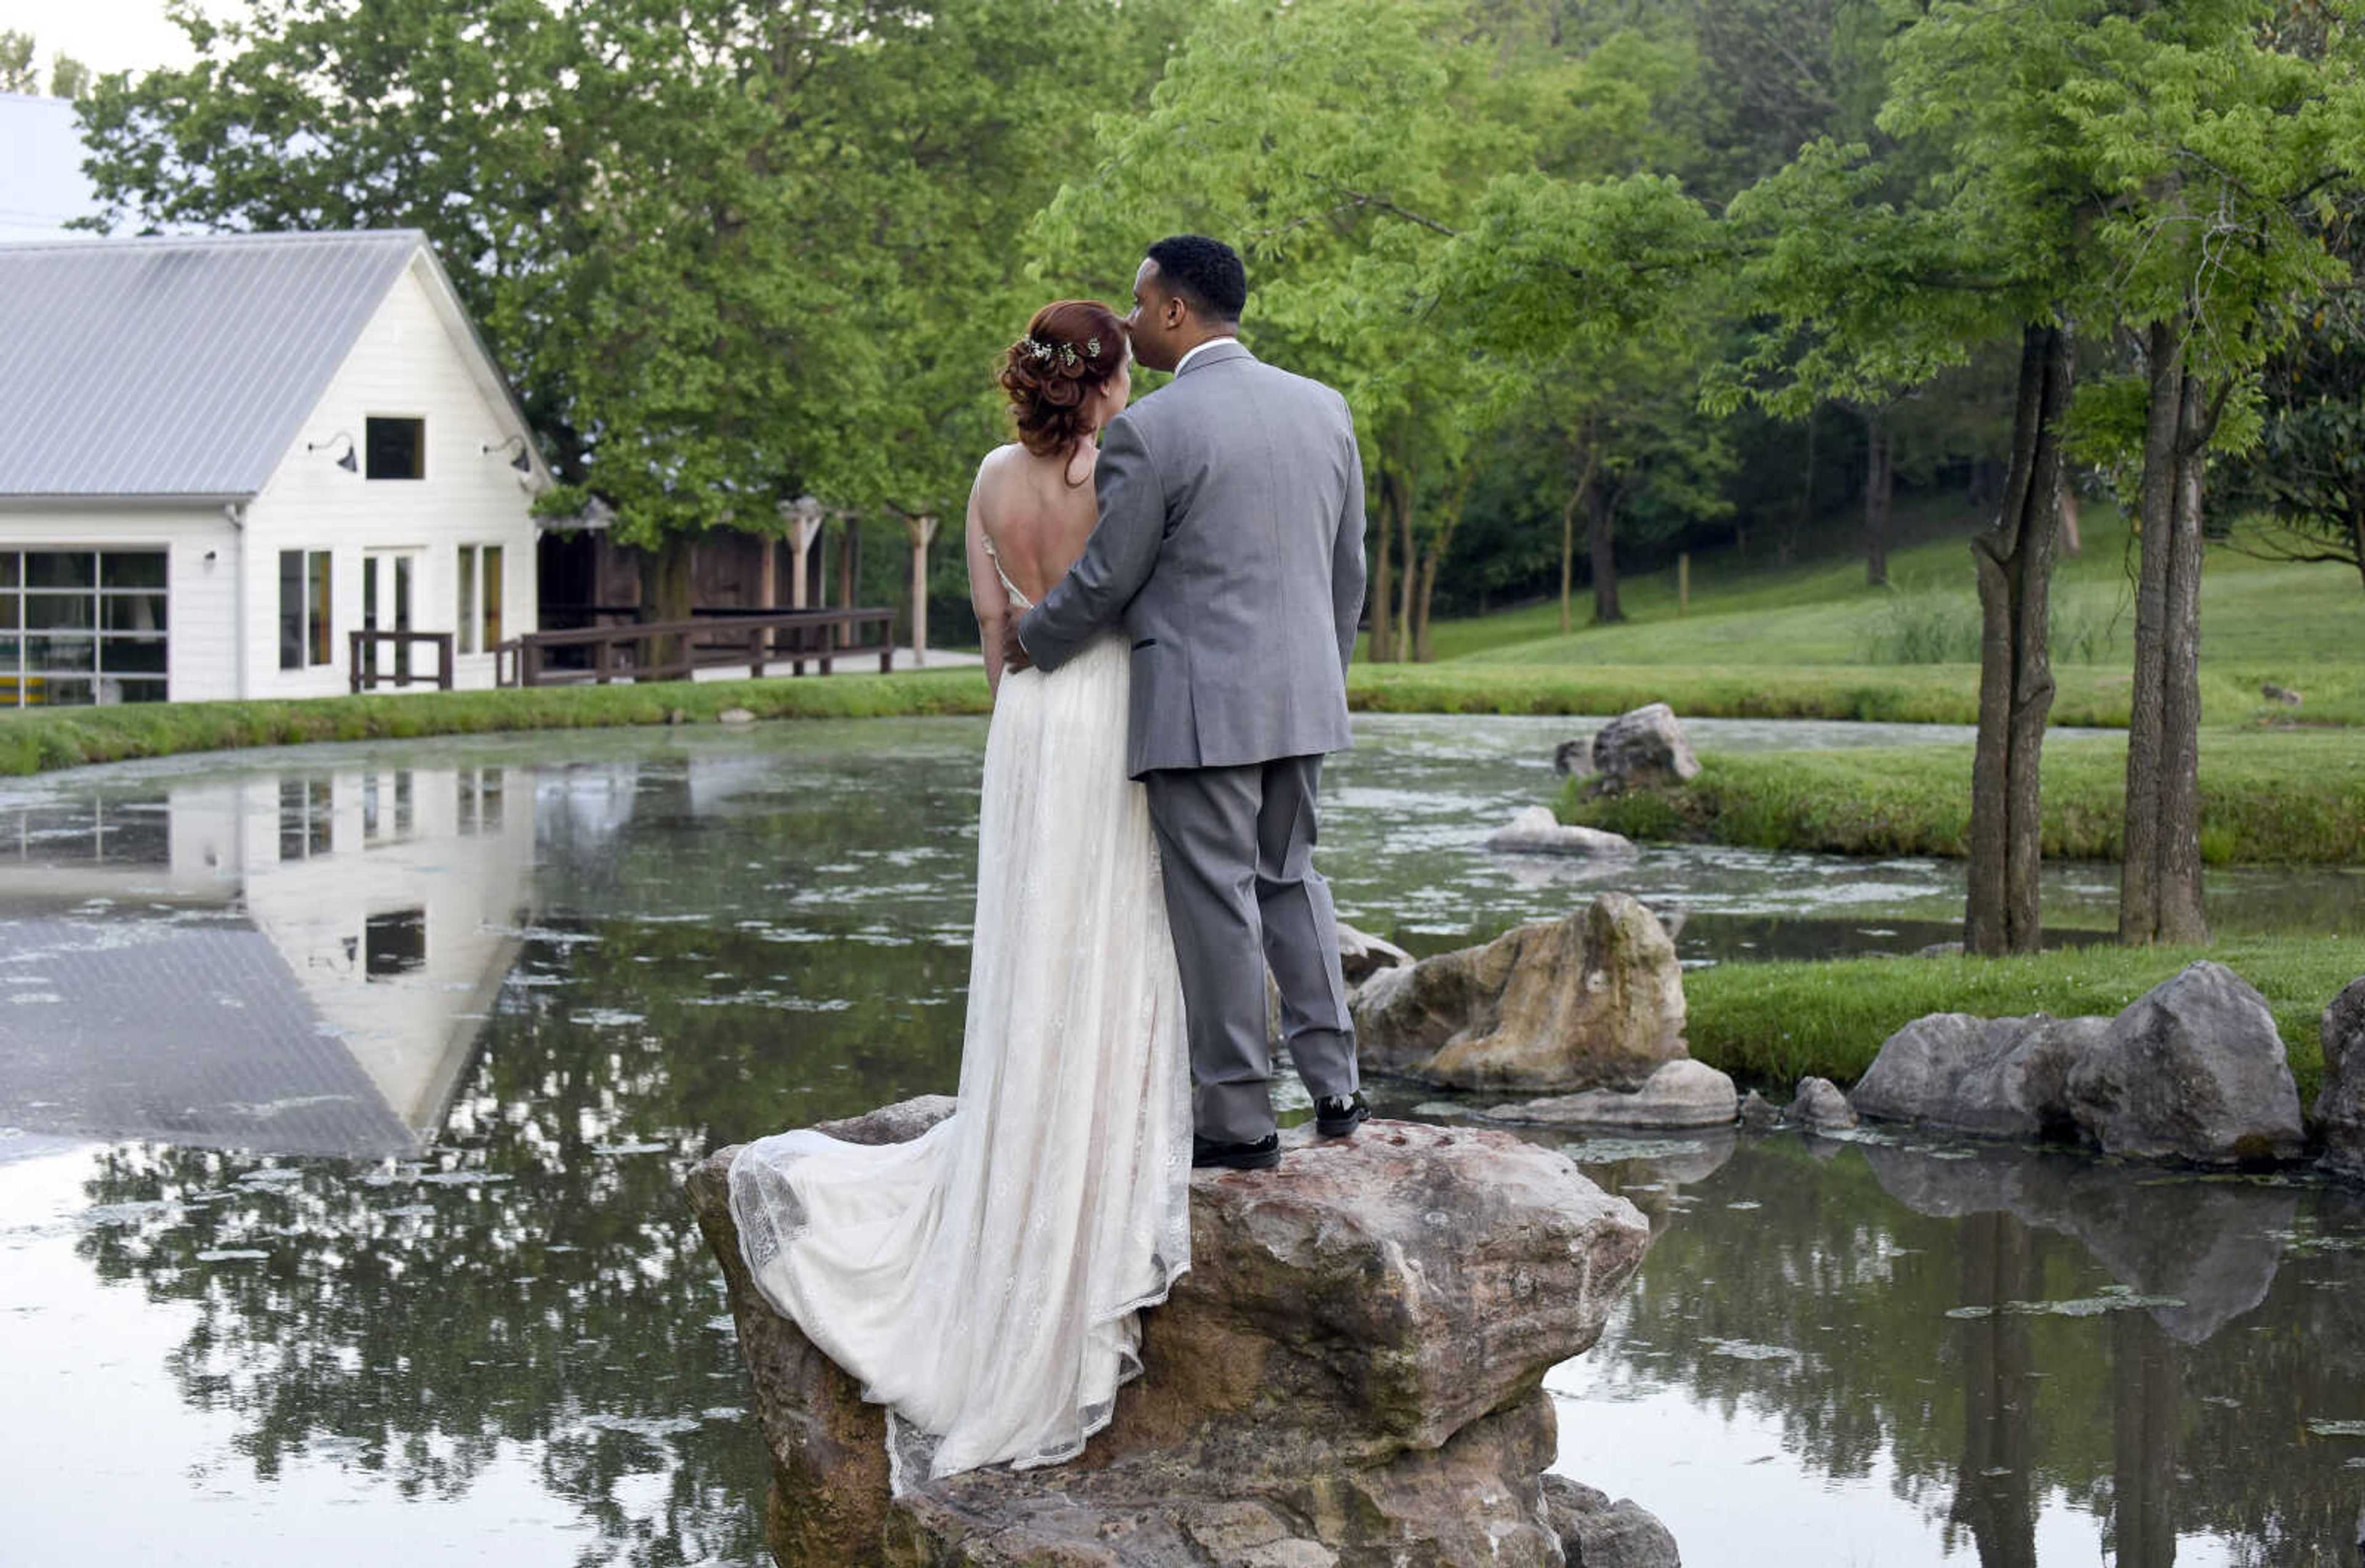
[727, 528, 1191, 1486]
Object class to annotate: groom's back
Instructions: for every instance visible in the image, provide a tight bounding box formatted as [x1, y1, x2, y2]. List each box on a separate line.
[1116, 343, 1364, 777]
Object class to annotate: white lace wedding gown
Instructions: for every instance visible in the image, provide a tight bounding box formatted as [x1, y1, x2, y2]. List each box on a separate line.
[727, 538, 1192, 1483]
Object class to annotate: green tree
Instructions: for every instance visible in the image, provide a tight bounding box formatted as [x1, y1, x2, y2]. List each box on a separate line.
[2218, 200, 2365, 593]
[78, 0, 1189, 621]
[1715, 0, 2364, 955]
[0, 29, 34, 93]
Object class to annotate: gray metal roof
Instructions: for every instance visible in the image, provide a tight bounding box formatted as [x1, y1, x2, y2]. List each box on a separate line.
[0, 918, 421, 1158]
[0, 229, 427, 498]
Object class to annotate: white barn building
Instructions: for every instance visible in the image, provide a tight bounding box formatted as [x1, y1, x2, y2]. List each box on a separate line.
[0, 229, 552, 706]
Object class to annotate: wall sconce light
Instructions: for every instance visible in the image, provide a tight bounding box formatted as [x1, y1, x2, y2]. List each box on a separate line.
[203, 549, 217, 564]
[307, 432, 359, 472]
[482, 433, 536, 475]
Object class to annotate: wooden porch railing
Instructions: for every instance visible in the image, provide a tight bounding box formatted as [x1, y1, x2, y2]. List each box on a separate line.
[491, 607, 898, 688]
[349, 631, 456, 693]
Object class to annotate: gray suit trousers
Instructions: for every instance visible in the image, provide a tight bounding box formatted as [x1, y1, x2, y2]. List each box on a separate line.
[1142, 756, 1358, 1144]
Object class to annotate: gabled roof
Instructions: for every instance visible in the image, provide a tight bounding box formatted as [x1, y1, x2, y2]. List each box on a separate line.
[0, 228, 544, 499]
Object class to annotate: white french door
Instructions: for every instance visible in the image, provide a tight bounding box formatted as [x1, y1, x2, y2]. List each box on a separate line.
[362, 549, 421, 683]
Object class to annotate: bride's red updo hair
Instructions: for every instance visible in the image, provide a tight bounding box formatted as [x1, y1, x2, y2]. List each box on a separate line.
[999, 300, 1128, 458]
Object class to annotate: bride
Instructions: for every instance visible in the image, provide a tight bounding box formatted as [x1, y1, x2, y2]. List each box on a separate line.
[726, 300, 1191, 1483]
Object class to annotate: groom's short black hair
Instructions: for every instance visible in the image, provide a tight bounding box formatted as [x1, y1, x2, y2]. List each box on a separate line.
[1146, 235, 1247, 324]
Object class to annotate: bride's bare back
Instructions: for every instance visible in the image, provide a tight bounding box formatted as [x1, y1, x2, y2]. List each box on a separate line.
[965, 441, 1099, 690]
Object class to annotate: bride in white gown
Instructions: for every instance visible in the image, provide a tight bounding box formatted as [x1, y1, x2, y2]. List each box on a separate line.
[727, 300, 1191, 1484]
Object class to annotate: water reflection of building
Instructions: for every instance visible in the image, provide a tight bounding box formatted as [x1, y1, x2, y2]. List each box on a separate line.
[0, 763, 533, 1156]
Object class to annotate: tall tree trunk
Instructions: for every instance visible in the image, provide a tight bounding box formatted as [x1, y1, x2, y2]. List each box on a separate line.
[2120, 319, 2211, 946]
[1558, 438, 1599, 637]
[2057, 477, 2083, 557]
[1587, 483, 1623, 625]
[2351, 500, 2365, 594]
[1369, 464, 1399, 663]
[1394, 456, 1418, 664]
[1413, 469, 1475, 663]
[1965, 323, 2071, 956]
[1865, 406, 1893, 587]
[640, 536, 697, 673]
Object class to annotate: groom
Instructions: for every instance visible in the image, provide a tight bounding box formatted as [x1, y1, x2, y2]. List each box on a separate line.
[1010, 234, 1368, 1171]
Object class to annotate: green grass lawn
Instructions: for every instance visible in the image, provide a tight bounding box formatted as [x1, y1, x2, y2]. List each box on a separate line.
[1565, 727, 2365, 865]
[0, 669, 997, 777]
[1684, 935, 2364, 1104]
[1401, 499, 2365, 727]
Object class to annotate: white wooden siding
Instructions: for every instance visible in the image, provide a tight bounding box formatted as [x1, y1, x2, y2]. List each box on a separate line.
[241, 253, 540, 699]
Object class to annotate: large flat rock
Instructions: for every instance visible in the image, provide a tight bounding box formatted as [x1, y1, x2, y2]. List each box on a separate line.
[689, 1106, 1656, 1567]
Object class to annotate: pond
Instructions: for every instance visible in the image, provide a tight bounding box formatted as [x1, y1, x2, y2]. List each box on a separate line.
[2, 713, 2361, 1566]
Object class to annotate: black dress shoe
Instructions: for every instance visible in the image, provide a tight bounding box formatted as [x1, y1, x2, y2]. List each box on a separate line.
[1315, 1094, 1369, 1138]
[1192, 1132, 1281, 1171]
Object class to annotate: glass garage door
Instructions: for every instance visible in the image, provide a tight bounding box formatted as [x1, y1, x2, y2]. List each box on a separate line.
[0, 549, 170, 707]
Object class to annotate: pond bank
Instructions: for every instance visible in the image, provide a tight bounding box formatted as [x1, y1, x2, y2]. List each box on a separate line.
[1683, 934, 2364, 1102]
[1563, 729, 2365, 865]
[0, 663, 2034, 779]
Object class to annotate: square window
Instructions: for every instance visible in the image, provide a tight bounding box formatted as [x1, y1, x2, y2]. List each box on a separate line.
[366, 417, 425, 480]
[0, 552, 17, 588]
[109, 679, 169, 705]
[365, 907, 427, 978]
[0, 597, 15, 633]
[36, 678, 94, 707]
[99, 552, 166, 589]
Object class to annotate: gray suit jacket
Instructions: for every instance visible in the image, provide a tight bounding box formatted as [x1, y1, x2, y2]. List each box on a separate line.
[1016, 340, 1367, 780]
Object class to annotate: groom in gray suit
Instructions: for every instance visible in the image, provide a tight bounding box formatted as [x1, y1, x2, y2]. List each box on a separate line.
[1011, 235, 1368, 1170]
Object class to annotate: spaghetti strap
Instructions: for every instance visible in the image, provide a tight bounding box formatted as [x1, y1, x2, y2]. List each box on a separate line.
[978, 528, 1034, 610]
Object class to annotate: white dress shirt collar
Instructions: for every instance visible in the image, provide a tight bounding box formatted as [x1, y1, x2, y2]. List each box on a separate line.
[1173, 335, 1240, 376]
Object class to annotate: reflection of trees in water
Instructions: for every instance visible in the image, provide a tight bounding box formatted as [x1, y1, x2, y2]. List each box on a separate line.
[71, 918, 969, 1566]
[1950, 1212, 2037, 1568]
[1588, 1137, 2365, 1565]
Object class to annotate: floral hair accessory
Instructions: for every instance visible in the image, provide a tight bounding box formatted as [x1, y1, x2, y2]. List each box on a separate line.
[1021, 336, 1103, 370]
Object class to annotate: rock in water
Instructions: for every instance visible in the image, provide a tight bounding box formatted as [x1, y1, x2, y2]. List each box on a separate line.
[1335, 921, 1415, 987]
[686, 1106, 1657, 1567]
[1480, 1059, 1739, 1131]
[1542, 1476, 1683, 1568]
[2066, 962, 2305, 1165]
[1352, 893, 1688, 1091]
[1737, 1089, 1780, 1133]
[1849, 1013, 2095, 1140]
[1487, 806, 1639, 858]
[1785, 1076, 1858, 1131]
[2316, 976, 2365, 1184]
[719, 706, 757, 724]
[1553, 736, 1596, 778]
[1583, 704, 1700, 797]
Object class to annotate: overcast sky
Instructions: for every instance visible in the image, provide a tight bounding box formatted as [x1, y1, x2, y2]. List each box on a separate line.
[4, 0, 209, 81]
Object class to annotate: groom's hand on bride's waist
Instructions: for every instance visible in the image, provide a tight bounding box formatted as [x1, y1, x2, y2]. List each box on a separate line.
[1003, 629, 1034, 674]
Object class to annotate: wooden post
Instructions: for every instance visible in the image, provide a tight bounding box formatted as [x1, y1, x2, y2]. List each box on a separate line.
[836, 518, 859, 650]
[786, 503, 824, 612]
[1678, 553, 1690, 616]
[901, 514, 938, 668]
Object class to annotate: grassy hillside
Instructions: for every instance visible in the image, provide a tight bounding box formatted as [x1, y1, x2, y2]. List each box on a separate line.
[1397, 500, 2365, 727]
